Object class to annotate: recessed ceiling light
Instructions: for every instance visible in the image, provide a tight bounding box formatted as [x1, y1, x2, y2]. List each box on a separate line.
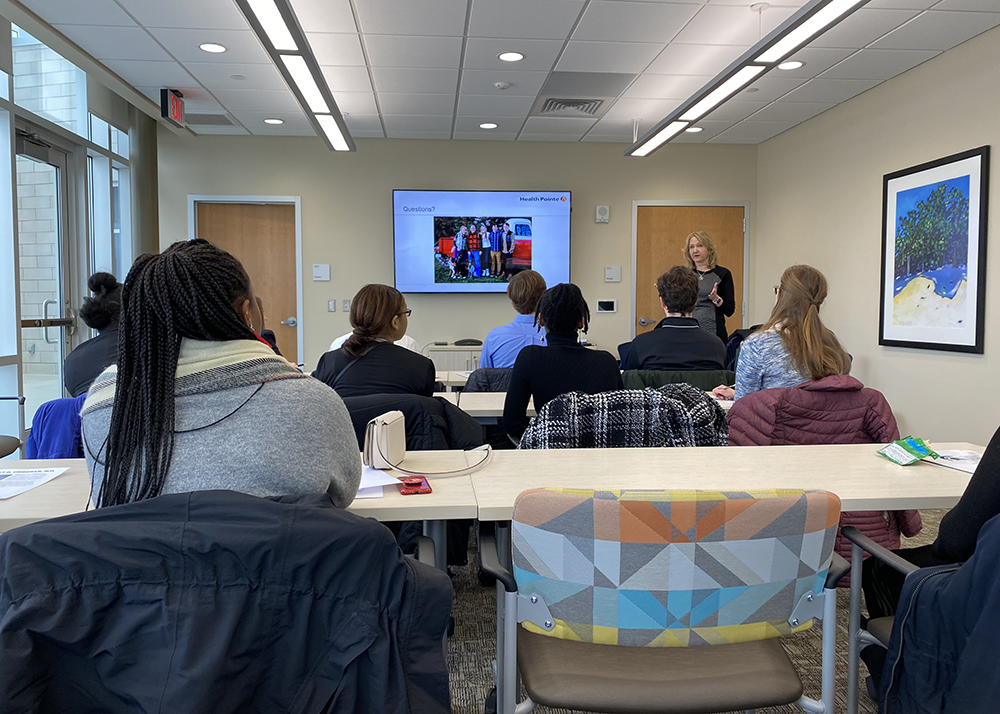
[230, 74, 246, 80]
[745, 87, 760, 93]
[778, 60, 805, 70]
[480, 122, 498, 130]
[498, 52, 524, 62]
[685, 127, 703, 133]
[263, 118, 284, 125]
[199, 42, 228, 53]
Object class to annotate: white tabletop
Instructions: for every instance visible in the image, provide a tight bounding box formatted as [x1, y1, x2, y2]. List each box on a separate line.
[458, 391, 535, 417]
[436, 371, 469, 389]
[433, 391, 458, 405]
[470, 442, 984, 522]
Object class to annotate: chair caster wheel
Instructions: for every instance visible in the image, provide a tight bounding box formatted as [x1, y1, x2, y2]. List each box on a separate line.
[485, 687, 497, 714]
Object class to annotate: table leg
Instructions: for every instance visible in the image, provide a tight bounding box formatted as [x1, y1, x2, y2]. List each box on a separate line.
[423, 520, 448, 571]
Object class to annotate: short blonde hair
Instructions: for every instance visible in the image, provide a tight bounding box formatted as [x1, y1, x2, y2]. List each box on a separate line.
[683, 231, 718, 270]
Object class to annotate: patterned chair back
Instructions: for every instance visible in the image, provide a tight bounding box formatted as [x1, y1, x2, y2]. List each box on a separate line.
[518, 384, 728, 450]
[512, 488, 840, 647]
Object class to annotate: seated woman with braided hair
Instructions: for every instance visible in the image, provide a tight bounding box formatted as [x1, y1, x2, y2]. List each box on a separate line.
[503, 283, 623, 440]
[312, 284, 435, 398]
[81, 239, 361, 508]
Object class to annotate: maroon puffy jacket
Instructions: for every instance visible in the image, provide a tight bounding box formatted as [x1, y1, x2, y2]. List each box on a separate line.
[727, 375, 922, 585]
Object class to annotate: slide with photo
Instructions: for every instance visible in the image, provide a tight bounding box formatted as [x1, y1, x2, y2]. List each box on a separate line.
[393, 190, 571, 294]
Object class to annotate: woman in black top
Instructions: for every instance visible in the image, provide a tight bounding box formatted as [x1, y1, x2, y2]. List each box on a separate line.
[313, 284, 435, 398]
[64, 272, 121, 397]
[684, 231, 735, 344]
[504, 283, 623, 440]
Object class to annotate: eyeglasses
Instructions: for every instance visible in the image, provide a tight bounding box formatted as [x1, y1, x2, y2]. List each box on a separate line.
[772, 285, 780, 295]
[398, 308, 412, 317]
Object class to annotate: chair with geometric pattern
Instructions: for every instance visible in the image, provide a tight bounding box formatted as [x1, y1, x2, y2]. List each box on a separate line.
[480, 488, 848, 714]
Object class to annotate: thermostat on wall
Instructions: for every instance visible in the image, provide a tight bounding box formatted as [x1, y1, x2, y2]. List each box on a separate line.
[596, 300, 617, 314]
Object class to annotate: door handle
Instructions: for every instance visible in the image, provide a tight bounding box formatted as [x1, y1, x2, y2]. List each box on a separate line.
[638, 316, 651, 326]
[42, 299, 60, 344]
[280, 317, 298, 327]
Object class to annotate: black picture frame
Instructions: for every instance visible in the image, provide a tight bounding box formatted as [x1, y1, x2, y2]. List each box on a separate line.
[879, 146, 989, 353]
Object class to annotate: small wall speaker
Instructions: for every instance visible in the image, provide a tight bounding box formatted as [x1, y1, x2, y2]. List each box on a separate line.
[595, 205, 610, 223]
[596, 300, 617, 313]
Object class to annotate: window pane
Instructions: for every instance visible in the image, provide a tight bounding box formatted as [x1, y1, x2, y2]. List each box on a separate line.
[89, 113, 109, 149]
[112, 164, 131, 278]
[89, 153, 112, 276]
[111, 127, 128, 158]
[12, 24, 87, 137]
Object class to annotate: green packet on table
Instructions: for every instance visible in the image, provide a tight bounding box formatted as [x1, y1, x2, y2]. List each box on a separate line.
[878, 436, 940, 465]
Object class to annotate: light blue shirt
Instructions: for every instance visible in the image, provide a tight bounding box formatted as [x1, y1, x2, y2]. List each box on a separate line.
[480, 314, 545, 369]
[734, 329, 811, 400]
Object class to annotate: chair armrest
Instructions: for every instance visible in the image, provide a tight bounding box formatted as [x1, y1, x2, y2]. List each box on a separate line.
[825, 552, 850, 588]
[413, 535, 436, 568]
[841, 526, 920, 576]
[477, 521, 517, 593]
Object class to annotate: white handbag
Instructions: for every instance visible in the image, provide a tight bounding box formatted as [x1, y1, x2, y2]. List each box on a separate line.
[363, 410, 406, 470]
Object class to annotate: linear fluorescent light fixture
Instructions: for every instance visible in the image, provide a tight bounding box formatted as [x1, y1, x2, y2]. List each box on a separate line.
[626, 0, 870, 157]
[234, 0, 355, 151]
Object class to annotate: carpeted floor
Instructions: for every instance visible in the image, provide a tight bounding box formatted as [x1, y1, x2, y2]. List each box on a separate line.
[446, 510, 945, 714]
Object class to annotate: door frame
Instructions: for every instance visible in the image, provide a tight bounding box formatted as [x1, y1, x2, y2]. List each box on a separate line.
[187, 195, 304, 366]
[630, 200, 750, 340]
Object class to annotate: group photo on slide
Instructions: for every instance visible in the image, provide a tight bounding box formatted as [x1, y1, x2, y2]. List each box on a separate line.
[433, 216, 531, 284]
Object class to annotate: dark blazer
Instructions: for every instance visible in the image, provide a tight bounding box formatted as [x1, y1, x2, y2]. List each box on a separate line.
[708, 265, 736, 343]
[63, 324, 119, 398]
[0, 490, 453, 714]
[622, 317, 726, 371]
[503, 332, 623, 439]
[313, 341, 436, 398]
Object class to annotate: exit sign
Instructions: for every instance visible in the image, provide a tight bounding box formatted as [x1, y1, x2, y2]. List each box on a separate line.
[160, 89, 185, 127]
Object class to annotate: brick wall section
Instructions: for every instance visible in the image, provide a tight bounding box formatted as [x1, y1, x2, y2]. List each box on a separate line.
[13, 43, 83, 133]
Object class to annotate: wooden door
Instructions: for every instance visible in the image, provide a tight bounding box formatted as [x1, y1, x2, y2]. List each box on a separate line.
[635, 205, 745, 338]
[196, 203, 297, 364]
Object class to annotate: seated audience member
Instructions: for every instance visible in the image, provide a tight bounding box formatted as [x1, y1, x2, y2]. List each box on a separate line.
[313, 284, 435, 398]
[81, 240, 361, 508]
[479, 270, 547, 368]
[503, 283, 623, 440]
[713, 264, 850, 401]
[63, 272, 121, 398]
[328, 331, 421, 354]
[622, 266, 726, 371]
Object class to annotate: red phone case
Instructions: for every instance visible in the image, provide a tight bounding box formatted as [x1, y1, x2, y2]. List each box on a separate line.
[399, 476, 432, 495]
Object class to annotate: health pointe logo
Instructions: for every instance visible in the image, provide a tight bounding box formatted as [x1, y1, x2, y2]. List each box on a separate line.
[519, 195, 568, 202]
[560, 196, 567, 202]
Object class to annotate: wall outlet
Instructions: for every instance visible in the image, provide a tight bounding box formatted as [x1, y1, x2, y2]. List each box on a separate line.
[327, 300, 336, 312]
[343, 299, 350, 312]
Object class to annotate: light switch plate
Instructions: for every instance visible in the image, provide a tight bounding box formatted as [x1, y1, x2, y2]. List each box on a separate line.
[343, 299, 350, 312]
[328, 300, 336, 312]
[312, 264, 331, 281]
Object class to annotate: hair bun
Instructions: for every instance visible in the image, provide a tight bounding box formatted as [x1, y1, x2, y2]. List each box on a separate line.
[88, 272, 119, 296]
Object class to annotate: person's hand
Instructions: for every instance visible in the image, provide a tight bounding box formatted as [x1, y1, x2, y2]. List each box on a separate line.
[708, 282, 722, 307]
[712, 385, 735, 401]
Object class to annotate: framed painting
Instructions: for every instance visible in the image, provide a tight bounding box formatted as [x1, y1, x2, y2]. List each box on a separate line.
[879, 146, 990, 353]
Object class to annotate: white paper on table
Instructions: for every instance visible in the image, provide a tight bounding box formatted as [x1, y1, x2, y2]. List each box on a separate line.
[0, 467, 69, 500]
[454, 371, 473, 378]
[925, 450, 982, 474]
[355, 486, 384, 499]
[360, 466, 401, 491]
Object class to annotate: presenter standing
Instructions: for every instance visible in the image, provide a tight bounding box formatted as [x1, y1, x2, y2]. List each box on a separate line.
[684, 231, 735, 344]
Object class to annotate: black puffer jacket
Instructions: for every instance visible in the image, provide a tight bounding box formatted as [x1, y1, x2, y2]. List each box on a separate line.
[0, 490, 453, 714]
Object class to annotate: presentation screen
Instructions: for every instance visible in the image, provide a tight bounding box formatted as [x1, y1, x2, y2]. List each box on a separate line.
[393, 189, 571, 294]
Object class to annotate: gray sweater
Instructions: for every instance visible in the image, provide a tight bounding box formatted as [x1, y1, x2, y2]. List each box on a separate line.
[82, 341, 362, 508]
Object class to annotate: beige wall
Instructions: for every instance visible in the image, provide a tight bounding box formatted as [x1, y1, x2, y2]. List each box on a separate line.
[757, 26, 999, 444]
[157, 133, 756, 369]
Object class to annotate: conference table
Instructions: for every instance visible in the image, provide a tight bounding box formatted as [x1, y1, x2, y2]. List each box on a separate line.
[435, 371, 468, 391]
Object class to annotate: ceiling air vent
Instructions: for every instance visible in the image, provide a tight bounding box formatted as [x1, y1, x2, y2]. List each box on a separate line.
[537, 98, 604, 117]
[185, 113, 237, 126]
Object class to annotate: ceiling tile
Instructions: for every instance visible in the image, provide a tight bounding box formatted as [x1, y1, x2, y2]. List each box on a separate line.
[231, 110, 314, 135]
[871, 11, 1000, 51]
[819, 48, 939, 79]
[573, 1, 702, 44]
[116, 0, 250, 30]
[103, 59, 195, 87]
[469, 0, 585, 40]
[646, 43, 749, 76]
[557, 41, 664, 73]
[147, 28, 270, 64]
[737, 74, 807, 102]
[746, 101, 835, 122]
[455, 116, 526, 132]
[461, 69, 550, 97]
[135, 84, 223, 111]
[186, 62, 287, 91]
[352, 130, 385, 138]
[212, 89, 302, 111]
[810, 9, 921, 49]
[700, 99, 769, 122]
[602, 97, 682, 122]
[307, 33, 366, 66]
[519, 134, 585, 142]
[188, 125, 250, 135]
[454, 132, 519, 141]
[365, 35, 462, 69]
[355, 0, 468, 36]
[51, 25, 171, 62]
[382, 115, 453, 132]
[344, 114, 383, 132]
[711, 120, 798, 142]
[464, 38, 563, 71]
[20, 0, 135, 26]
[379, 93, 455, 115]
[782, 77, 882, 103]
[320, 66, 374, 92]
[702, 0, 806, 5]
[372, 67, 458, 94]
[671, 121, 734, 143]
[865, 0, 938, 7]
[386, 131, 452, 139]
[764, 47, 856, 78]
[290, 0, 358, 33]
[457, 94, 536, 117]
[584, 118, 634, 139]
[671, 4, 799, 46]
[623, 74, 713, 100]
[522, 116, 596, 134]
[933, 0, 1000, 8]
[334, 91, 379, 114]
[580, 134, 630, 143]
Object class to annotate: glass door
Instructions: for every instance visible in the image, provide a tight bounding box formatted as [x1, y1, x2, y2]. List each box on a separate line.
[15, 132, 72, 425]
